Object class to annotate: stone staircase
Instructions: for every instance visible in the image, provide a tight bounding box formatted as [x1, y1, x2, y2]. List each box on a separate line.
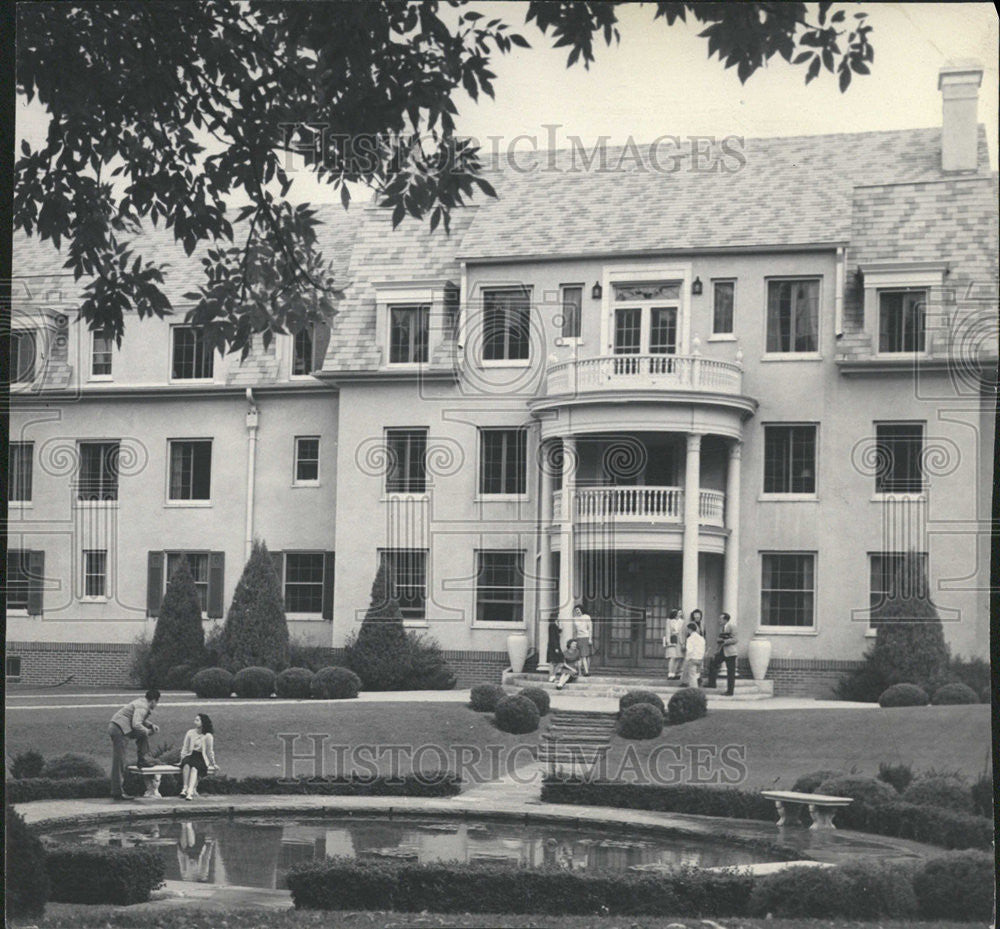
[504, 669, 773, 703]
[536, 709, 618, 778]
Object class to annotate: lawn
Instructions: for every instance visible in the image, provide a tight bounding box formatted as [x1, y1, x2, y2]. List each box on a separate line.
[5, 700, 543, 783]
[601, 706, 991, 788]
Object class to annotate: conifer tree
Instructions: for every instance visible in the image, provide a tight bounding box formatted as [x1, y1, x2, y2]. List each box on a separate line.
[346, 558, 410, 689]
[220, 540, 289, 671]
[149, 556, 205, 684]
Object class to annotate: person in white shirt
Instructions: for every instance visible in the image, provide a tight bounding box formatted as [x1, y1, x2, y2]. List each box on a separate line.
[572, 604, 593, 676]
[706, 612, 739, 696]
[179, 713, 218, 800]
[681, 622, 706, 688]
[662, 609, 685, 680]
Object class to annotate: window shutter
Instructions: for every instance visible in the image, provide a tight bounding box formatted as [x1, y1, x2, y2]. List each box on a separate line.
[270, 551, 284, 589]
[322, 551, 336, 621]
[146, 551, 164, 618]
[207, 552, 225, 618]
[26, 550, 45, 615]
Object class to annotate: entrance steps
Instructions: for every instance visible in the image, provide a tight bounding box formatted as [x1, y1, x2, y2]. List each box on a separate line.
[503, 670, 773, 702]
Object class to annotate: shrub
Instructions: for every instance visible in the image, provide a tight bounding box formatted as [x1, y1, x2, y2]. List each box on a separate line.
[902, 775, 974, 813]
[5, 798, 49, 918]
[287, 639, 335, 672]
[931, 682, 978, 705]
[276, 666, 314, 698]
[748, 860, 916, 919]
[149, 556, 206, 685]
[519, 686, 551, 716]
[404, 632, 457, 690]
[857, 800, 993, 850]
[877, 761, 913, 794]
[192, 666, 234, 697]
[202, 623, 225, 667]
[219, 540, 290, 671]
[913, 851, 994, 921]
[617, 703, 664, 740]
[944, 655, 991, 701]
[40, 753, 105, 780]
[878, 683, 928, 707]
[233, 665, 277, 698]
[791, 769, 845, 794]
[494, 694, 540, 734]
[345, 559, 411, 690]
[618, 689, 665, 717]
[164, 663, 196, 690]
[45, 847, 165, 905]
[152, 740, 182, 765]
[970, 770, 992, 817]
[310, 666, 361, 699]
[469, 683, 506, 712]
[128, 634, 157, 689]
[10, 749, 45, 779]
[815, 775, 897, 818]
[667, 687, 708, 724]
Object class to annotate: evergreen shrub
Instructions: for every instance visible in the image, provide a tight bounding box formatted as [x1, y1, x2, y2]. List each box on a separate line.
[617, 703, 664, 739]
[149, 557, 206, 685]
[220, 540, 290, 671]
[233, 665, 277, 697]
[618, 690, 665, 717]
[276, 666, 315, 698]
[878, 683, 929, 707]
[469, 683, 506, 711]
[5, 798, 50, 918]
[310, 666, 361, 699]
[494, 694, 540, 734]
[667, 687, 708, 724]
[931, 682, 978, 705]
[191, 666, 234, 698]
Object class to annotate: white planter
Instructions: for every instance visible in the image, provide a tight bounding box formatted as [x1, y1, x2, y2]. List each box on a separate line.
[507, 633, 529, 673]
[748, 638, 772, 681]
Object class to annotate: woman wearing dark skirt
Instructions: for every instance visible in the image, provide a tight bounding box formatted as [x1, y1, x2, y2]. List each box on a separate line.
[180, 713, 218, 800]
[546, 616, 564, 665]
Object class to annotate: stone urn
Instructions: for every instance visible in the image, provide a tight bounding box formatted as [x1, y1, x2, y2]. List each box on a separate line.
[748, 637, 772, 681]
[506, 632, 529, 673]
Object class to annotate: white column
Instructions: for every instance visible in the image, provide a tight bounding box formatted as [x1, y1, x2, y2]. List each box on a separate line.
[244, 389, 259, 561]
[681, 433, 702, 616]
[537, 440, 555, 670]
[557, 437, 577, 649]
[723, 440, 742, 618]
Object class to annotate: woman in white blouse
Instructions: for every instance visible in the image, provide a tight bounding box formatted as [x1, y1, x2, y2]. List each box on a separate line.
[179, 713, 218, 800]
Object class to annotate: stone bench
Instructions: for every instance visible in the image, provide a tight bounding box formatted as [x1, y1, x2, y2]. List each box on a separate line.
[761, 789, 853, 830]
[127, 764, 214, 799]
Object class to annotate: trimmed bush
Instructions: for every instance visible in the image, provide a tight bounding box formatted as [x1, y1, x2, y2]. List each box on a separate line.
[618, 689, 665, 717]
[11, 749, 45, 779]
[519, 686, 551, 716]
[815, 775, 897, 827]
[287, 639, 335, 672]
[835, 800, 992, 850]
[877, 761, 913, 794]
[45, 847, 165, 905]
[276, 666, 314, 698]
[149, 556, 206, 685]
[233, 665, 277, 698]
[192, 666, 234, 698]
[5, 798, 49, 918]
[931, 682, 978, 705]
[944, 655, 991, 702]
[878, 683, 929, 707]
[164, 663, 196, 690]
[791, 769, 844, 794]
[902, 775, 974, 813]
[345, 559, 411, 690]
[405, 632, 457, 690]
[617, 703, 664, 740]
[494, 694, 540, 734]
[40, 753, 105, 780]
[469, 683, 506, 712]
[310, 666, 361, 699]
[913, 851, 994, 921]
[970, 770, 992, 817]
[667, 686, 708, 724]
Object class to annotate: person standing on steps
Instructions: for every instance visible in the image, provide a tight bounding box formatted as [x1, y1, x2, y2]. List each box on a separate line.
[680, 623, 705, 688]
[663, 609, 685, 681]
[706, 612, 738, 696]
[572, 604, 593, 676]
[108, 689, 160, 801]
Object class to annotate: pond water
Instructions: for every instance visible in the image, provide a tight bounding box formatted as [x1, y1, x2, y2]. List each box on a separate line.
[44, 815, 786, 890]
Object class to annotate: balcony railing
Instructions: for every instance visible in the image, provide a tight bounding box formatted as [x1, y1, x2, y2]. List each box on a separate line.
[546, 354, 743, 396]
[552, 486, 725, 527]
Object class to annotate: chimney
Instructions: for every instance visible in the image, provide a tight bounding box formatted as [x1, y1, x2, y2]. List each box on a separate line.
[938, 60, 983, 172]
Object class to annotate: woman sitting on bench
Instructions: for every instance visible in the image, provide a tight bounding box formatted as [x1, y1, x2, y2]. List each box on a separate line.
[180, 713, 218, 800]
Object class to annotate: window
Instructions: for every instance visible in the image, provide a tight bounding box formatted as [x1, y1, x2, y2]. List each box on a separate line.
[869, 552, 929, 627]
[761, 553, 815, 628]
[9, 442, 33, 502]
[284, 553, 325, 613]
[380, 549, 428, 620]
[878, 290, 926, 353]
[766, 279, 819, 353]
[78, 441, 120, 501]
[92, 333, 114, 376]
[874, 424, 924, 494]
[83, 550, 108, 598]
[293, 328, 313, 375]
[560, 285, 582, 339]
[5, 656, 21, 682]
[763, 425, 816, 494]
[294, 436, 320, 484]
[171, 326, 214, 380]
[166, 552, 210, 612]
[476, 551, 525, 624]
[11, 330, 37, 383]
[713, 280, 735, 334]
[6, 549, 43, 614]
[389, 305, 429, 364]
[649, 307, 677, 355]
[479, 429, 527, 495]
[482, 287, 531, 361]
[385, 429, 427, 494]
[169, 440, 212, 501]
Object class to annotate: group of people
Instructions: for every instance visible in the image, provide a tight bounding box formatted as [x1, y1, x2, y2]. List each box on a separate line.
[108, 689, 219, 801]
[664, 608, 738, 695]
[546, 604, 593, 689]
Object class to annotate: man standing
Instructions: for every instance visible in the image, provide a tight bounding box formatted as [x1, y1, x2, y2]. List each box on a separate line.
[108, 689, 161, 800]
[706, 612, 738, 696]
[680, 622, 705, 688]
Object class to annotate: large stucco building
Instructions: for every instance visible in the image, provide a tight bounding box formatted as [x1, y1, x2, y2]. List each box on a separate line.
[7, 62, 997, 695]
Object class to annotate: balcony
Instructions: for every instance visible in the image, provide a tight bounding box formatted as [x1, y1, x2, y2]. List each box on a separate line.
[552, 487, 725, 528]
[546, 354, 743, 397]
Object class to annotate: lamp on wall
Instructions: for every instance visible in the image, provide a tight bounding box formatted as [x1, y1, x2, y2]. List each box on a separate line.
[591, 281, 603, 300]
[691, 277, 703, 296]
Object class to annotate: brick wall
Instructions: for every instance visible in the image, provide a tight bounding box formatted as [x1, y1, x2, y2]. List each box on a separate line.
[767, 658, 862, 698]
[6, 641, 136, 688]
[442, 650, 509, 688]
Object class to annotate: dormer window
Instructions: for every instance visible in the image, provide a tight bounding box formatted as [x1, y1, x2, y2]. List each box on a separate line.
[293, 328, 313, 375]
[389, 305, 429, 364]
[171, 326, 214, 380]
[878, 290, 926, 353]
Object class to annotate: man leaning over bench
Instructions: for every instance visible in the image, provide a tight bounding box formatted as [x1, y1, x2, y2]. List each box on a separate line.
[108, 689, 160, 801]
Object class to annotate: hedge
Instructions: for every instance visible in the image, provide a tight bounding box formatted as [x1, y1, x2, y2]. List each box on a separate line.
[913, 851, 995, 921]
[275, 666, 315, 698]
[233, 665, 277, 698]
[310, 666, 361, 699]
[469, 683, 506, 712]
[45, 846, 165, 905]
[6, 772, 462, 802]
[494, 694, 540, 734]
[5, 799, 49, 918]
[878, 683, 929, 707]
[192, 666, 234, 698]
[39, 753, 105, 780]
[617, 703, 664, 740]
[287, 858, 756, 916]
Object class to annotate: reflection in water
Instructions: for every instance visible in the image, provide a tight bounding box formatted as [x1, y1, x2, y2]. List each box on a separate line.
[47, 816, 772, 890]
